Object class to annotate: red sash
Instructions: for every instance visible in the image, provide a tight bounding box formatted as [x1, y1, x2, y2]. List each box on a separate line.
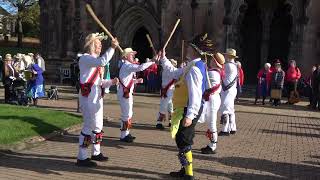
[203, 69, 221, 101]
[161, 79, 176, 98]
[80, 67, 101, 97]
[119, 77, 134, 99]
[203, 83, 221, 101]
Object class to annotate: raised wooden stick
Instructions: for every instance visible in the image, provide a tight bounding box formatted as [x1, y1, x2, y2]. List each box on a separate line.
[146, 34, 157, 55]
[163, 19, 181, 50]
[181, 40, 184, 64]
[85, 4, 123, 53]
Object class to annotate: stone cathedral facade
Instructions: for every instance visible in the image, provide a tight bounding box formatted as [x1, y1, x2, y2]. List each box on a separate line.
[40, 0, 319, 83]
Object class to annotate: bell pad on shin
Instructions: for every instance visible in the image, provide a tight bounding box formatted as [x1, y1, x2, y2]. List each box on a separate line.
[80, 132, 91, 148]
[92, 130, 104, 144]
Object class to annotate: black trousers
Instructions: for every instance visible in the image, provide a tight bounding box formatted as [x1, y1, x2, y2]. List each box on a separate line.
[175, 106, 203, 149]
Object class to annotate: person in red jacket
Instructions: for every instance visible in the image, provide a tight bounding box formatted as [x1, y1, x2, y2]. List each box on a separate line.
[285, 60, 301, 103]
[236, 61, 244, 102]
[255, 63, 272, 105]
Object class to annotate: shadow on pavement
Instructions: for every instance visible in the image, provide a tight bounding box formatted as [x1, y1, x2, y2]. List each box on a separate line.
[0, 151, 167, 179]
[259, 129, 320, 138]
[193, 155, 320, 179]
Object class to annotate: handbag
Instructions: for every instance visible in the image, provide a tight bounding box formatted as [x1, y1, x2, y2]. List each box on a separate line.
[271, 89, 282, 99]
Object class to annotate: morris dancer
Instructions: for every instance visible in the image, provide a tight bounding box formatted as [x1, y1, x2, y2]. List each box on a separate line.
[76, 33, 119, 167]
[156, 58, 181, 129]
[201, 52, 225, 154]
[169, 34, 210, 180]
[219, 48, 239, 136]
[118, 48, 155, 143]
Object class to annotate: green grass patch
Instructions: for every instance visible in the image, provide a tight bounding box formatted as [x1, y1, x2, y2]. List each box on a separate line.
[0, 104, 82, 145]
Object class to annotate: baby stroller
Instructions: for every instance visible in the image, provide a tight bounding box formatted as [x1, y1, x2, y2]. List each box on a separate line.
[47, 86, 59, 100]
[8, 78, 28, 106]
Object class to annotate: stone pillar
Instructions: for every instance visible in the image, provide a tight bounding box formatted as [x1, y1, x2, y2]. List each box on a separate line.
[191, 0, 198, 36]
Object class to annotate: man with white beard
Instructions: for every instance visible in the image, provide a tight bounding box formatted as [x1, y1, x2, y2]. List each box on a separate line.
[76, 33, 119, 167]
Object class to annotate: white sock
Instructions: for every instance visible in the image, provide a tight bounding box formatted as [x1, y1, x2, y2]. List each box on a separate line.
[78, 147, 88, 160]
[92, 144, 100, 156]
[120, 130, 129, 139]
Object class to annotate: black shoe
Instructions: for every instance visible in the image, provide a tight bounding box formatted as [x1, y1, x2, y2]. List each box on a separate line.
[230, 131, 236, 135]
[170, 168, 185, 177]
[127, 134, 136, 140]
[91, 153, 109, 162]
[218, 131, 230, 136]
[201, 146, 216, 154]
[184, 175, 194, 180]
[120, 135, 134, 143]
[156, 124, 165, 130]
[75, 158, 97, 167]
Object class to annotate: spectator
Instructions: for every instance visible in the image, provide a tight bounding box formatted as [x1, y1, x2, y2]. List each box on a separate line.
[235, 61, 244, 102]
[255, 63, 272, 105]
[34, 53, 45, 72]
[27, 58, 45, 106]
[306, 65, 317, 106]
[311, 64, 320, 110]
[270, 60, 285, 106]
[3, 54, 18, 103]
[285, 60, 301, 104]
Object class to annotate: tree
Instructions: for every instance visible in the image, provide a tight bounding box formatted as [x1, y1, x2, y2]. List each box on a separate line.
[0, 0, 38, 47]
[20, 3, 39, 37]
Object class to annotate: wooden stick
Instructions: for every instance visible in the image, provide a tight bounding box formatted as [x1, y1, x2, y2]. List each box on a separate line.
[146, 34, 157, 55]
[181, 40, 184, 64]
[163, 19, 181, 50]
[85, 4, 123, 53]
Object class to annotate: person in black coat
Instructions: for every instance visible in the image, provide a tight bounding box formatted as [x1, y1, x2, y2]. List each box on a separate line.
[311, 64, 320, 110]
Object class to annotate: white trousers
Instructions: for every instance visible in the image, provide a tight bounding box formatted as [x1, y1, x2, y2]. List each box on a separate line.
[201, 93, 220, 150]
[118, 92, 133, 138]
[158, 89, 174, 124]
[220, 88, 237, 132]
[77, 86, 104, 160]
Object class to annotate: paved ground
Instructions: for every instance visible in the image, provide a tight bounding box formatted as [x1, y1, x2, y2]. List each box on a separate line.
[0, 86, 320, 180]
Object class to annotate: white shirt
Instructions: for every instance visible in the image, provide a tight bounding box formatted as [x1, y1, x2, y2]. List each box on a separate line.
[222, 60, 238, 90]
[79, 48, 115, 86]
[118, 60, 154, 94]
[207, 69, 222, 93]
[160, 57, 184, 89]
[185, 58, 204, 120]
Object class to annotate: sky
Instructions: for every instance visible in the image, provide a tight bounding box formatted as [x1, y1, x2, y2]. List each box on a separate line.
[0, 2, 17, 14]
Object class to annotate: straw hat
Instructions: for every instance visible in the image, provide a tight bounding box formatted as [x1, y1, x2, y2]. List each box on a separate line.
[223, 48, 238, 58]
[84, 32, 108, 50]
[121, 48, 137, 57]
[213, 53, 225, 68]
[15, 53, 23, 60]
[4, 54, 12, 61]
[169, 59, 178, 67]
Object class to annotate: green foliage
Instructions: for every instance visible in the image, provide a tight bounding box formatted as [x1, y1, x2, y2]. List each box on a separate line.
[0, 46, 38, 58]
[0, 104, 82, 145]
[20, 3, 39, 37]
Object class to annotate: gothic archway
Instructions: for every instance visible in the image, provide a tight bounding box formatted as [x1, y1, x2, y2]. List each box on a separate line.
[268, 2, 293, 69]
[132, 27, 153, 63]
[240, 0, 263, 83]
[114, 6, 160, 49]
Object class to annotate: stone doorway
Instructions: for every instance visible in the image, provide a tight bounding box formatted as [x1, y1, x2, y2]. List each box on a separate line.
[239, 0, 263, 83]
[132, 27, 154, 63]
[268, 2, 293, 69]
